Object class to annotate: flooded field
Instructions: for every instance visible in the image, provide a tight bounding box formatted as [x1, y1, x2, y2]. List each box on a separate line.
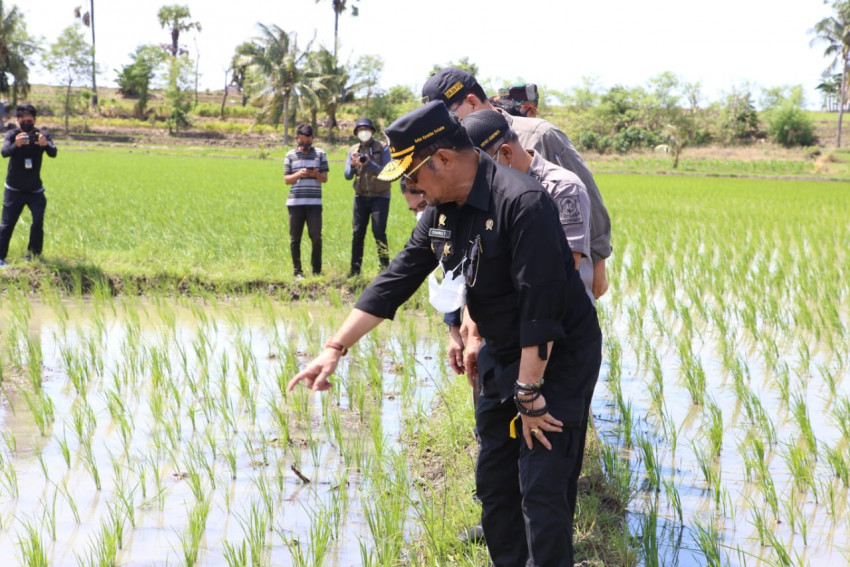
[0, 291, 451, 566]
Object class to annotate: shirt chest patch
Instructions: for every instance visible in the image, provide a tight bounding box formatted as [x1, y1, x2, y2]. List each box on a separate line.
[559, 195, 583, 225]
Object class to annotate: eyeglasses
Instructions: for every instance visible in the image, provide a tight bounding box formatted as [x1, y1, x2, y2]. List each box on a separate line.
[465, 235, 482, 287]
[402, 154, 432, 185]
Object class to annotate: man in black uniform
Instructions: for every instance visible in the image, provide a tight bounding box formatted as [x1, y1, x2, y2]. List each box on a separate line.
[287, 101, 601, 566]
[0, 104, 58, 267]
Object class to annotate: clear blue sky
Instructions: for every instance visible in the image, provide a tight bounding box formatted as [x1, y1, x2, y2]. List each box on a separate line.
[22, 0, 836, 108]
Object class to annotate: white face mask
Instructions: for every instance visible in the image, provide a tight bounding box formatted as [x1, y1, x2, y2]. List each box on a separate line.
[415, 211, 424, 222]
[357, 130, 373, 143]
[428, 263, 467, 313]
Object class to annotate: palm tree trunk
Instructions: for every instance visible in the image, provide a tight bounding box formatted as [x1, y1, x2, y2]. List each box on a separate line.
[220, 70, 228, 120]
[90, 0, 98, 106]
[333, 10, 339, 61]
[65, 82, 72, 133]
[839, 63, 847, 147]
[283, 95, 290, 146]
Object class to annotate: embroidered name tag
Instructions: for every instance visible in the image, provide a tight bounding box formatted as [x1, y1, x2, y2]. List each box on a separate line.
[428, 228, 452, 240]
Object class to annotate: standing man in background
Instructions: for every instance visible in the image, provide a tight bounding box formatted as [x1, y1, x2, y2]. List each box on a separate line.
[0, 104, 58, 267]
[344, 117, 392, 277]
[284, 123, 328, 278]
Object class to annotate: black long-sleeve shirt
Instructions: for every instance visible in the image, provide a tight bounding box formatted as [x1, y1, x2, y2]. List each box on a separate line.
[2, 128, 58, 192]
[355, 151, 594, 362]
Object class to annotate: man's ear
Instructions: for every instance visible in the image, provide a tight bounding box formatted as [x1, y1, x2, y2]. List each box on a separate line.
[498, 144, 513, 166]
[435, 147, 454, 168]
[468, 93, 484, 110]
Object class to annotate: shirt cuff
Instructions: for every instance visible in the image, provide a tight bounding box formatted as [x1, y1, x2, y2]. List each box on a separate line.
[519, 318, 566, 349]
[354, 287, 399, 320]
[443, 309, 462, 327]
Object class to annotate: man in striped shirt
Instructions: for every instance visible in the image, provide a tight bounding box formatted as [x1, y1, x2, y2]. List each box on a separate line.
[284, 124, 329, 277]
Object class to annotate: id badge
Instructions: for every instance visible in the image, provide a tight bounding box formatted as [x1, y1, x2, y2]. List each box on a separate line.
[24, 158, 33, 169]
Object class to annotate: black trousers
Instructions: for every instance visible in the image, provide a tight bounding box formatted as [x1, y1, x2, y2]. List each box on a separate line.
[475, 331, 602, 567]
[0, 189, 47, 260]
[288, 205, 322, 275]
[350, 195, 390, 274]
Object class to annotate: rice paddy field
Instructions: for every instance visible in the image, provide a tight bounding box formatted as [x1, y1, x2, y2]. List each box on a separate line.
[0, 144, 848, 565]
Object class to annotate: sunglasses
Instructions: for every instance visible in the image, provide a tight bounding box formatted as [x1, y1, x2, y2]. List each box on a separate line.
[402, 154, 432, 185]
[466, 234, 482, 287]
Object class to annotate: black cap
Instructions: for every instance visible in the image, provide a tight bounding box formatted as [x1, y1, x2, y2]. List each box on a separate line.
[498, 83, 539, 106]
[353, 117, 375, 134]
[378, 100, 461, 182]
[462, 110, 509, 153]
[421, 67, 479, 107]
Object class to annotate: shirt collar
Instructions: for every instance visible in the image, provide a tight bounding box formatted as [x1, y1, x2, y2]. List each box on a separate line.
[463, 150, 494, 211]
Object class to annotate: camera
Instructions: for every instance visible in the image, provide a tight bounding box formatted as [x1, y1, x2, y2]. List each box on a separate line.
[28, 133, 39, 144]
[358, 155, 368, 164]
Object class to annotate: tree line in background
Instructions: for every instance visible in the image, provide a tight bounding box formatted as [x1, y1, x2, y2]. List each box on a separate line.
[1, 0, 850, 152]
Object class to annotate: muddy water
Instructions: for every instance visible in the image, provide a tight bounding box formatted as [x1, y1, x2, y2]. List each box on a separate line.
[0, 297, 446, 566]
[593, 297, 850, 567]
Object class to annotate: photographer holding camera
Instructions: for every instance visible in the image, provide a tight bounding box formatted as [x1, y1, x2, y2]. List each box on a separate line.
[343, 117, 392, 277]
[0, 104, 57, 267]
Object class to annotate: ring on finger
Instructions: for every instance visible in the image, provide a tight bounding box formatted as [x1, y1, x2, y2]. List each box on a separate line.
[531, 428, 539, 435]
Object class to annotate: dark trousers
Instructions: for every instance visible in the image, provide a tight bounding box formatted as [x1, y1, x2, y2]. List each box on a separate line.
[0, 189, 47, 260]
[288, 205, 322, 275]
[475, 334, 602, 567]
[350, 195, 390, 274]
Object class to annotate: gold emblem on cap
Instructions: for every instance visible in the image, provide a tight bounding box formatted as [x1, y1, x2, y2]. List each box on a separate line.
[378, 154, 414, 182]
[439, 214, 446, 226]
[445, 81, 464, 99]
[486, 219, 494, 230]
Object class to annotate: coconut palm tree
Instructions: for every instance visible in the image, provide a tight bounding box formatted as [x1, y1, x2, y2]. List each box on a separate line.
[157, 4, 201, 57]
[314, 0, 359, 60]
[238, 24, 313, 145]
[309, 47, 359, 143]
[811, 1, 850, 146]
[74, 1, 98, 106]
[0, 0, 36, 105]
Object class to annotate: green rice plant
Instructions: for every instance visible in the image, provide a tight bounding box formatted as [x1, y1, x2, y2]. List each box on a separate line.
[692, 516, 725, 567]
[747, 502, 769, 547]
[21, 389, 55, 437]
[40, 487, 59, 541]
[59, 481, 80, 523]
[636, 432, 660, 492]
[662, 478, 683, 524]
[646, 350, 664, 419]
[606, 338, 623, 404]
[16, 520, 48, 567]
[831, 395, 850, 441]
[823, 443, 850, 487]
[361, 461, 408, 565]
[703, 397, 723, 456]
[790, 391, 817, 454]
[637, 499, 660, 567]
[179, 495, 211, 567]
[76, 503, 126, 567]
[693, 442, 718, 492]
[782, 442, 817, 500]
[763, 525, 799, 567]
[600, 442, 635, 507]
[222, 540, 249, 567]
[239, 502, 270, 566]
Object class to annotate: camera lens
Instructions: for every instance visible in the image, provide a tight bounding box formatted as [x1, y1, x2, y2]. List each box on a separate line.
[359, 155, 367, 164]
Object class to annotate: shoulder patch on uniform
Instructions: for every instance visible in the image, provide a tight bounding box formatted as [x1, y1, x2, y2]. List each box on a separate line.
[559, 195, 583, 225]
